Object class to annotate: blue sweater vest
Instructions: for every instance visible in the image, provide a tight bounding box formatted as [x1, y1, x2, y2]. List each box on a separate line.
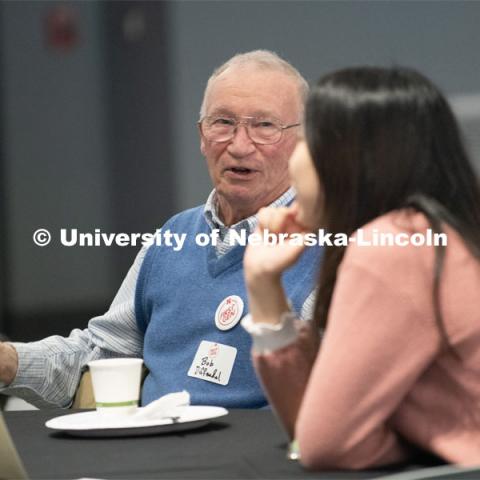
[135, 206, 322, 408]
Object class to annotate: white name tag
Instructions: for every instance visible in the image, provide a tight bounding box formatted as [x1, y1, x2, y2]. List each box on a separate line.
[187, 341, 237, 386]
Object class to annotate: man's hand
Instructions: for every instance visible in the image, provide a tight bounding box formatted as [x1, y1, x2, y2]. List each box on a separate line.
[0, 342, 18, 385]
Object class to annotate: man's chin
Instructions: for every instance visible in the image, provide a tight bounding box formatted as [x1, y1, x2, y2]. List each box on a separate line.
[216, 183, 259, 202]
[215, 188, 263, 217]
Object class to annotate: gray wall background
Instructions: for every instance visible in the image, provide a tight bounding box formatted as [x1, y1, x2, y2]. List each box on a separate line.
[1, 0, 480, 339]
[2, 1, 112, 316]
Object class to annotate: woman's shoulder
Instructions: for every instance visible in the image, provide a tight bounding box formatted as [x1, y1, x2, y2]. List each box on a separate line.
[342, 209, 474, 288]
[340, 210, 480, 349]
[360, 209, 432, 237]
[344, 209, 436, 268]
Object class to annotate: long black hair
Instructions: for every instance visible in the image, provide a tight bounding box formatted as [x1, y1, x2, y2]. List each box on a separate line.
[305, 66, 480, 350]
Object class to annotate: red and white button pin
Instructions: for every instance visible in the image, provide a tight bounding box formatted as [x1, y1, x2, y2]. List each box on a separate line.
[215, 295, 244, 331]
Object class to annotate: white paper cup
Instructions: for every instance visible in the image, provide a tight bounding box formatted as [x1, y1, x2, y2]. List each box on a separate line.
[88, 358, 143, 415]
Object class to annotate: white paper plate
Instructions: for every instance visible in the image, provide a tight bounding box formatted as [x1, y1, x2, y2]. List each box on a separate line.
[45, 405, 228, 438]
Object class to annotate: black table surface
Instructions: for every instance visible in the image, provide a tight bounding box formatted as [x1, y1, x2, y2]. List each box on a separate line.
[4, 409, 435, 480]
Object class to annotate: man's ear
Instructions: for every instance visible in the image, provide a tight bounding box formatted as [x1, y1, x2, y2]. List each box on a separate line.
[198, 123, 206, 156]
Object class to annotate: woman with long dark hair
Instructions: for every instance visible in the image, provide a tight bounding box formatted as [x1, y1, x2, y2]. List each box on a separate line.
[242, 66, 480, 469]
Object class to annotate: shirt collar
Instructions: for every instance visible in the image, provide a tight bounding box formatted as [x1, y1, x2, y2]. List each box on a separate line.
[203, 187, 296, 233]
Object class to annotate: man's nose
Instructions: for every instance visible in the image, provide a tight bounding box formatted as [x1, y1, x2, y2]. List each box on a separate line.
[227, 124, 256, 157]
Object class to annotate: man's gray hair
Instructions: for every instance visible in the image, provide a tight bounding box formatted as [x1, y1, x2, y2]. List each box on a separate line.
[199, 50, 309, 119]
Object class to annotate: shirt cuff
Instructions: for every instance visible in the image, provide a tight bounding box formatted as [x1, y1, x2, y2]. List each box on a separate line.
[0, 342, 67, 408]
[2, 342, 45, 390]
[241, 311, 299, 354]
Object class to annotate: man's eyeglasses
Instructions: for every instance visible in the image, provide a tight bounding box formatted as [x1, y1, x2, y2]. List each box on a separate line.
[198, 115, 301, 145]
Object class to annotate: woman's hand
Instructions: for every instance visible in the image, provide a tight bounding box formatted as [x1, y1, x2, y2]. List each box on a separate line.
[243, 203, 309, 325]
[244, 204, 308, 283]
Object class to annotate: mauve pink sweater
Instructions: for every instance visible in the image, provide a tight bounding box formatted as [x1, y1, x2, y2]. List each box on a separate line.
[253, 211, 480, 470]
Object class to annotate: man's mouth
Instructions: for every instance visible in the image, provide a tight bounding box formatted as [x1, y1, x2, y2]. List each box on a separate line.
[226, 167, 255, 176]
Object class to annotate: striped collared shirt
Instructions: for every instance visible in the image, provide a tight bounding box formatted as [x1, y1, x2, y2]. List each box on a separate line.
[203, 187, 296, 256]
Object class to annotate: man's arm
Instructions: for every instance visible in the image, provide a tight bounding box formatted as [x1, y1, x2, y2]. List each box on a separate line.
[0, 246, 148, 407]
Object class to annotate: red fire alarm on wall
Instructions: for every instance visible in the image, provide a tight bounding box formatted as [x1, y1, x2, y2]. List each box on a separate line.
[45, 5, 79, 52]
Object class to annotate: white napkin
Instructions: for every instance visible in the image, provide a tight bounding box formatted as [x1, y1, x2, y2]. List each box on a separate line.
[132, 391, 190, 421]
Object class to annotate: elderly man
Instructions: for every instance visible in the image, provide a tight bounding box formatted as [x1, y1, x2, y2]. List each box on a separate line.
[0, 50, 320, 408]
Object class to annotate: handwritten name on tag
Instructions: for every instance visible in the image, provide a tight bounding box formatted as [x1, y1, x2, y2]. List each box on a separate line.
[187, 341, 237, 386]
